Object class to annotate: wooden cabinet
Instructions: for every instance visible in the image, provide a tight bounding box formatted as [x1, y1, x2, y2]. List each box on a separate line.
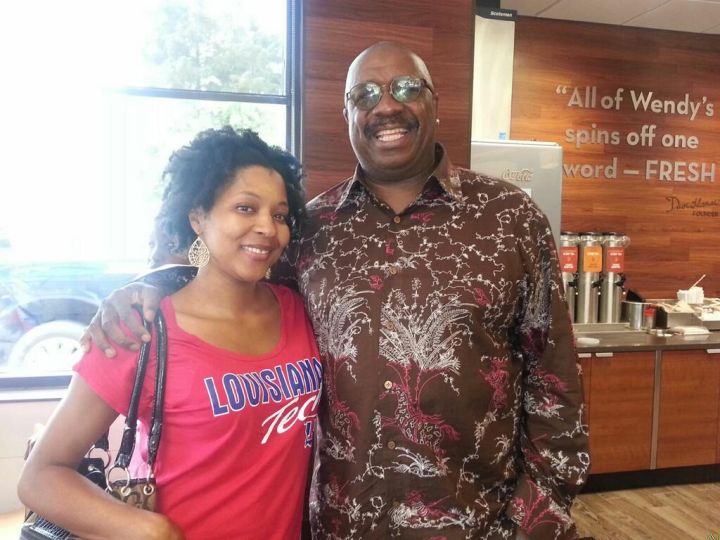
[656, 349, 720, 469]
[578, 339, 720, 476]
[579, 356, 591, 420]
[586, 352, 655, 474]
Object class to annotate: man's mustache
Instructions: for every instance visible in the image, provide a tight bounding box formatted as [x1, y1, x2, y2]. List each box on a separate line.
[364, 115, 419, 138]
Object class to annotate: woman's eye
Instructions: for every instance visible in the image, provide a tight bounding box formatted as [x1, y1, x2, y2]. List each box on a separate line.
[235, 205, 253, 213]
[274, 213, 289, 223]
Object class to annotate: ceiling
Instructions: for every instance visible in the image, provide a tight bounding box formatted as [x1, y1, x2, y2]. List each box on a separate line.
[501, 0, 720, 34]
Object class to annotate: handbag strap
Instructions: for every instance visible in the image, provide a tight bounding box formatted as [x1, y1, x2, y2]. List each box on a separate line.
[114, 308, 167, 470]
[146, 310, 167, 469]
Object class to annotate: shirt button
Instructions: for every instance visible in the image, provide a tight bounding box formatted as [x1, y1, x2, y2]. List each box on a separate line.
[387, 441, 396, 450]
[392, 501, 400, 508]
[383, 380, 393, 390]
[389, 266, 398, 275]
[382, 320, 395, 330]
[393, 216, 401, 224]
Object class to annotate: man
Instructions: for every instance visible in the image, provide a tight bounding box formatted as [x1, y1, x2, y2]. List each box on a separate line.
[85, 42, 589, 539]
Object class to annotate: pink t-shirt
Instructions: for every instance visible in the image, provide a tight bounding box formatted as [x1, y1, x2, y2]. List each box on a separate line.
[75, 284, 322, 540]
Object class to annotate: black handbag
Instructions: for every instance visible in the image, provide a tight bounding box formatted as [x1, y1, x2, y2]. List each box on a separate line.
[20, 309, 168, 540]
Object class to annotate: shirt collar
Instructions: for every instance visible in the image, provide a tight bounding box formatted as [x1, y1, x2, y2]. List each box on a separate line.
[334, 143, 464, 210]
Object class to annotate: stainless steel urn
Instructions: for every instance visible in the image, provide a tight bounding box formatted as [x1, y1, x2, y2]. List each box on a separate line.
[575, 232, 604, 324]
[599, 232, 630, 323]
[559, 232, 580, 322]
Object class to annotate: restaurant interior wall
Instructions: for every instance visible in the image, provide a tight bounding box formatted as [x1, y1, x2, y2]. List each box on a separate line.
[510, 16, 720, 298]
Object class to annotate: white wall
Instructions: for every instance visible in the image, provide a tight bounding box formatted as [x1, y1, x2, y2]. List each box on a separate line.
[472, 14, 516, 140]
[0, 394, 124, 513]
[0, 396, 62, 513]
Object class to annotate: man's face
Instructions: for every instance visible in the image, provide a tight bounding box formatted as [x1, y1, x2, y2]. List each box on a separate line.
[344, 48, 438, 184]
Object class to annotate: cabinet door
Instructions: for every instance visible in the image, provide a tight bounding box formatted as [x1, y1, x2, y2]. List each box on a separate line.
[579, 355, 591, 420]
[588, 351, 654, 474]
[657, 349, 720, 469]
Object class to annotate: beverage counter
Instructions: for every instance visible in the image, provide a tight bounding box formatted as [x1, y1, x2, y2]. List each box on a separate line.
[571, 323, 720, 485]
[574, 325, 720, 352]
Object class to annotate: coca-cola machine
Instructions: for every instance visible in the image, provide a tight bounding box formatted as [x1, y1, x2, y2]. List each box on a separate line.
[470, 140, 563, 248]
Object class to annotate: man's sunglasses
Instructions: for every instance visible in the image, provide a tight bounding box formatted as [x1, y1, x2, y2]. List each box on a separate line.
[345, 75, 432, 111]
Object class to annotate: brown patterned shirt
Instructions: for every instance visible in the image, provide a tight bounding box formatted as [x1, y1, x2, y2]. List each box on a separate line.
[277, 145, 590, 539]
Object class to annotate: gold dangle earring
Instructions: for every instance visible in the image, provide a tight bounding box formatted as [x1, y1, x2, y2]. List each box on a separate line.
[188, 237, 210, 268]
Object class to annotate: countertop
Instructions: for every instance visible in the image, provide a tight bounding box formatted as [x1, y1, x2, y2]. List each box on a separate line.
[573, 324, 720, 353]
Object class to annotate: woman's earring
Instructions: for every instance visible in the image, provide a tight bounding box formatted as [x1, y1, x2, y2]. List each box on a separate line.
[265, 267, 272, 280]
[188, 237, 210, 268]
[435, 118, 440, 126]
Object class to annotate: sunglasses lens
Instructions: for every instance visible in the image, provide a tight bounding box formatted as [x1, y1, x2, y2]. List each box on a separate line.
[391, 77, 423, 103]
[348, 77, 426, 110]
[350, 83, 382, 110]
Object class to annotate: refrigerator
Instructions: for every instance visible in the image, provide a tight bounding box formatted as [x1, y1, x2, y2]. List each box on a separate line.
[470, 140, 563, 248]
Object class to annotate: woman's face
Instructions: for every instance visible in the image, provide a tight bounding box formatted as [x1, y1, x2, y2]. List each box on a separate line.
[191, 165, 291, 283]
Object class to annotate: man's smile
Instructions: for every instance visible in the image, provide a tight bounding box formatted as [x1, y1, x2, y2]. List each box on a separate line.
[375, 127, 409, 142]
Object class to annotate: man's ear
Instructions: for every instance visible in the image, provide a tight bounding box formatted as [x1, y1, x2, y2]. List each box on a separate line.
[342, 107, 349, 124]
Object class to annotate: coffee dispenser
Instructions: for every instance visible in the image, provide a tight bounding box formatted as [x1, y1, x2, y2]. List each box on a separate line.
[599, 232, 629, 323]
[559, 232, 579, 322]
[575, 232, 603, 324]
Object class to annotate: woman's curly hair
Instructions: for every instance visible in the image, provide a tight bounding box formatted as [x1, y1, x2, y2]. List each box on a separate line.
[155, 126, 307, 252]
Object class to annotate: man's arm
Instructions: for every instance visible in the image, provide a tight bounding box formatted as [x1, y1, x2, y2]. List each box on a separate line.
[80, 265, 196, 356]
[506, 203, 590, 539]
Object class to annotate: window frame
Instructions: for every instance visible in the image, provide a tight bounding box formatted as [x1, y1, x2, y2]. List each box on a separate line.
[0, 0, 302, 392]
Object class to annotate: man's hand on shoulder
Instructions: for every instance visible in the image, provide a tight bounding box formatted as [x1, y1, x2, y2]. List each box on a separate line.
[79, 283, 163, 357]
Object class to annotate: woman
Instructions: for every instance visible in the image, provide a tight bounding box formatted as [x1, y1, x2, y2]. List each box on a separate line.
[18, 127, 321, 539]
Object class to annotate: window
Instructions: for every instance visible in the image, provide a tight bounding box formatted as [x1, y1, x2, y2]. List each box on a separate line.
[0, 0, 301, 387]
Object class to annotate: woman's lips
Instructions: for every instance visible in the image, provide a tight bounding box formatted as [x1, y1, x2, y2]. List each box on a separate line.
[240, 244, 273, 260]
